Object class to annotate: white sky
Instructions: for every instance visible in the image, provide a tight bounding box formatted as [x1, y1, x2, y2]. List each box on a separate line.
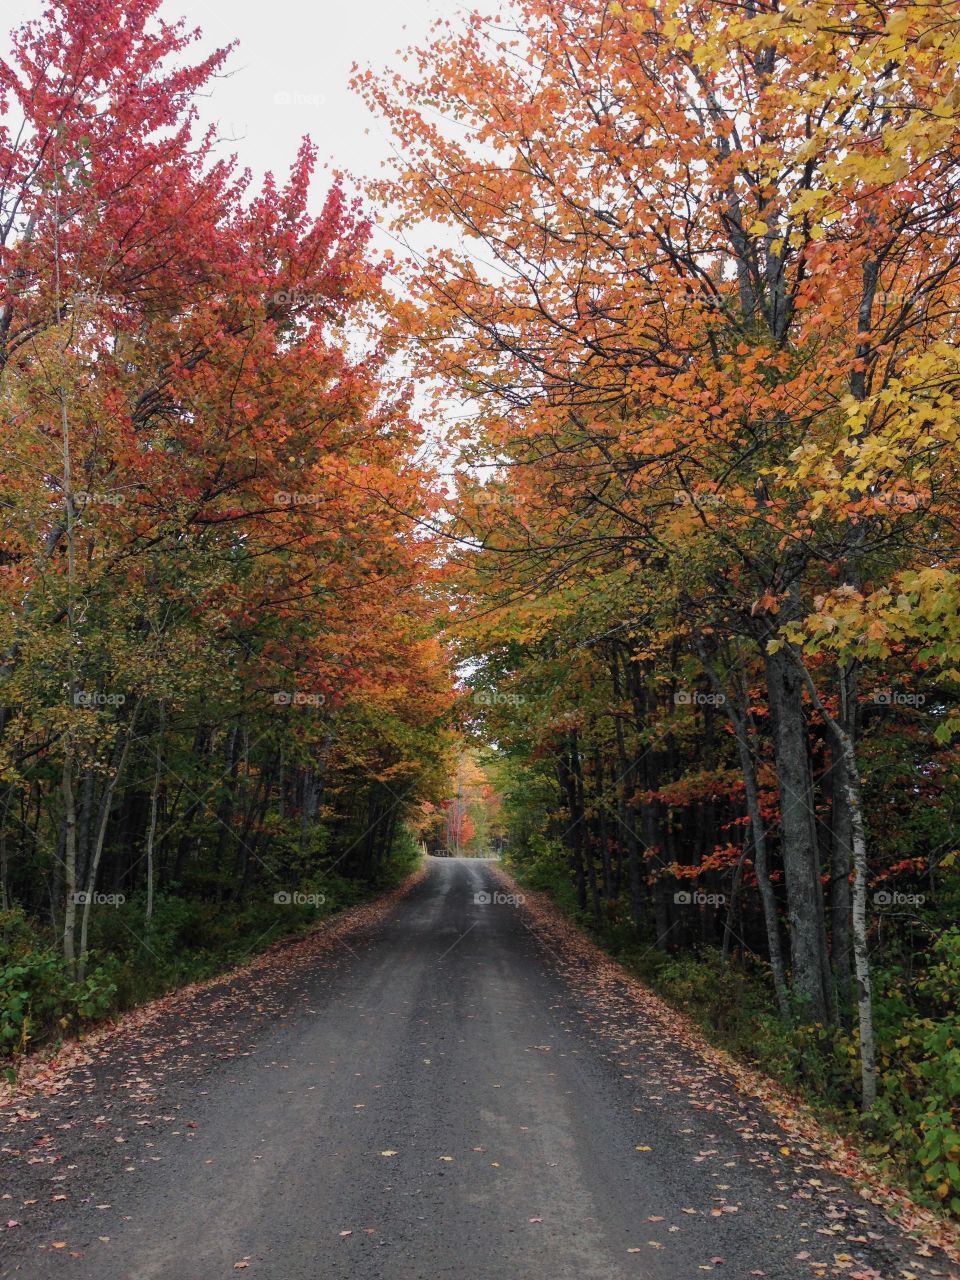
[5, 0, 471, 250]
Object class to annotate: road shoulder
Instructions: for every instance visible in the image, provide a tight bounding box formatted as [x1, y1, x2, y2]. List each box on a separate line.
[490, 862, 960, 1278]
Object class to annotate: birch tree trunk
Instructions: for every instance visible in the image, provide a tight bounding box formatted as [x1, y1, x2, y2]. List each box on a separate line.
[792, 659, 876, 1111]
[56, 140, 80, 971]
[78, 710, 138, 978]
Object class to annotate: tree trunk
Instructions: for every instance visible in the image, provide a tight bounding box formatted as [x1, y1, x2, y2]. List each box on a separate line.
[840, 736, 876, 1111]
[145, 741, 163, 922]
[610, 649, 642, 928]
[573, 740, 600, 921]
[61, 747, 78, 970]
[792, 659, 876, 1112]
[558, 742, 586, 911]
[79, 716, 137, 977]
[764, 643, 832, 1023]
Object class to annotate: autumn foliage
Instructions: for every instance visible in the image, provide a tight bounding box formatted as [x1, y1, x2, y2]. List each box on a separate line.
[359, 0, 960, 1210]
[0, 0, 453, 1040]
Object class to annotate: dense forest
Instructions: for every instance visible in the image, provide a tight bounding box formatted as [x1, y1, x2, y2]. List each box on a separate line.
[0, 0, 452, 1048]
[358, 0, 960, 1216]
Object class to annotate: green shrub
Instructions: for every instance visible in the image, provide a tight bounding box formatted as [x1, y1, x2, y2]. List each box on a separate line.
[0, 908, 116, 1056]
[865, 929, 960, 1213]
[505, 836, 585, 919]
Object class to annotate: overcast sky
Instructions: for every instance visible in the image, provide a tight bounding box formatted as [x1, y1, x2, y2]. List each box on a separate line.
[6, 0, 471, 248]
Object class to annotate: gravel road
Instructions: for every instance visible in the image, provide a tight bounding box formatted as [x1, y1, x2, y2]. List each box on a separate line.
[1, 857, 955, 1280]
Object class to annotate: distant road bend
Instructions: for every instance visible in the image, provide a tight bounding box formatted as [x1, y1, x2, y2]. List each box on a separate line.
[1, 858, 956, 1280]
